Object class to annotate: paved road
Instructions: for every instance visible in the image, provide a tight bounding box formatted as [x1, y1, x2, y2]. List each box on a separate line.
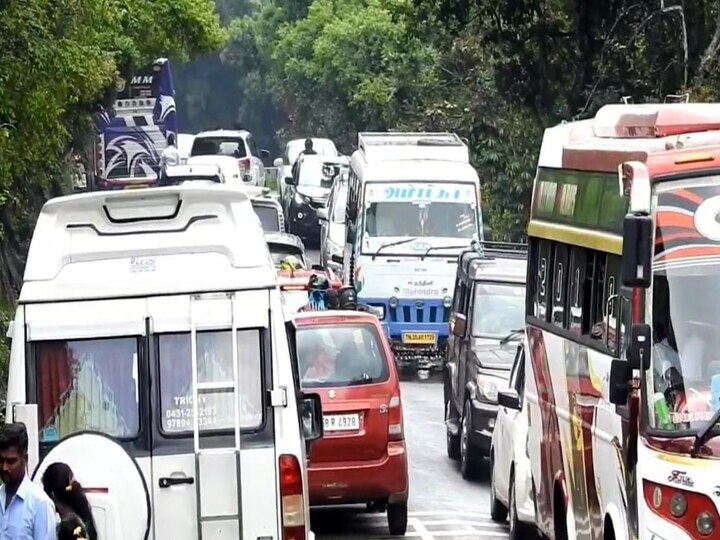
[311, 380, 507, 540]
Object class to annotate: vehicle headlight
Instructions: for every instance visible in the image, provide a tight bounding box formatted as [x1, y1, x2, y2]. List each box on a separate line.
[476, 375, 499, 403]
[443, 296, 452, 308]
[389, 296, 399, 308]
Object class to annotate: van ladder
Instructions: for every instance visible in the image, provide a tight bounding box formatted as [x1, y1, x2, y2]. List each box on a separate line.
[190, 293, 243, 539]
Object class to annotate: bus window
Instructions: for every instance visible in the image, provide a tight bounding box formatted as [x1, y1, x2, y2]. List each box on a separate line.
[604, 255, 622, 354]
[534, 240, 552, 321]
[551, 244, 568, 328]
[568, 247, 586, 335]
[590, 252, 607, 335]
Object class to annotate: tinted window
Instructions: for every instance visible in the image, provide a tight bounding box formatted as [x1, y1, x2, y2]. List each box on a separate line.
[253, 205, 280, 232]
[365, 201, 476, 238]
[191, 137, 247, 158]
[472, 283, 526, 337]
[332, 186, 348, 223]
[297, 324, 389, 388]
[533, 240, 552, 321]
[269, 244, 305, 267]
[551, 244, 569, 327]
[158, 330, 263, 433]
[568, 247, 586, 335]
[36, 337, 139, 441]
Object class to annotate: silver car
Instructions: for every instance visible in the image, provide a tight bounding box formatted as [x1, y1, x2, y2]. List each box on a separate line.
[191, 129, 270, 186]
[318, 178, 347, 274]
[273, 138, 339, 198]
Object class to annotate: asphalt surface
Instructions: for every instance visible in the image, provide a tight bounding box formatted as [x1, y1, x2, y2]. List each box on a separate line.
[310, 380, 507, 539]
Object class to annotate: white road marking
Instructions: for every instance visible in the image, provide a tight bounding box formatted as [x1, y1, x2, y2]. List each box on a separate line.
[405, 532, 508, 538]
[421, 520, 507, 529]
[409, 517, 435, 540]
[409, 511, 494, 518]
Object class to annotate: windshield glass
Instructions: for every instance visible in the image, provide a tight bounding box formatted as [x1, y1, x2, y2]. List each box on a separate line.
[299, 161, 348, 188]
[191, 137, 247, 158]
[363, 182, 478, 240]
[471, 283, 526, 337]
[332, 185, 348, 223]
[296, 324, 389, 388]
[288, 140, 337, 163]
[269, 244, 305, 267]
[253, 205, 280, 232]
[647, 181, 720, 434]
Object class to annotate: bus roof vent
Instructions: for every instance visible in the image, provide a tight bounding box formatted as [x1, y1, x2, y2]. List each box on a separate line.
[594, 103, 720, 139]
[358, 132, 470, 163]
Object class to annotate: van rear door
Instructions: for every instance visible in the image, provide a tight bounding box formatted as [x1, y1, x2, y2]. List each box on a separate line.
[148, 290, 278, 540]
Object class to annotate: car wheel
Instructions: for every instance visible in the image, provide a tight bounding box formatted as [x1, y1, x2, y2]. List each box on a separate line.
[387, 501, 408, 536]
[460, 399, 483, 480]
[489, 453, 508, 522]
[446, 399, 460, 460]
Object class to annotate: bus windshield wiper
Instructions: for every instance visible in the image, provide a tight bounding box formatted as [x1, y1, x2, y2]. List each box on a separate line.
[499, 329, 524, 346]
[372, 237, 418, 260]
[690, 407, 720, 457]
[421, 244, 471, 260]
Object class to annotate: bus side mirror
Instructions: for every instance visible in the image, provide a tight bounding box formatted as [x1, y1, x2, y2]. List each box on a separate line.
[346, 223, 356, 244]
[452, 314, 467, 338]
[608, 360, 632, 405]
[621, 213, 652, 288]
[627, 323, 652, 371]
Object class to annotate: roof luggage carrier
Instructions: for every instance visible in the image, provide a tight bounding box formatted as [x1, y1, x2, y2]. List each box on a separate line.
[457, 240, 528, 279]
[357, 132, 470, 163]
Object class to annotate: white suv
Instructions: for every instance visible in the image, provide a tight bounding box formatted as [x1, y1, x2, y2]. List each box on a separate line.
[191, 129, 270, 186]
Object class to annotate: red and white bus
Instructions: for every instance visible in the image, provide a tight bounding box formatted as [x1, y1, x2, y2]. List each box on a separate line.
[526, 103, 720, 540]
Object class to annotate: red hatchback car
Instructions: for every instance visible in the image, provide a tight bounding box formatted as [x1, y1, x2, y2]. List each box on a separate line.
[292, 310, 409, 535]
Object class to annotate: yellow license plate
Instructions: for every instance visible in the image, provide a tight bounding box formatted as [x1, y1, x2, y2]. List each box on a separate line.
[402, 332, 437, 344]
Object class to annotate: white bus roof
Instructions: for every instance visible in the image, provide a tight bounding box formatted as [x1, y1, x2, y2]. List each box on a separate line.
[20, 185, 276, 303]
[357, 132, 469, 163]
[351, 156, 479, 184]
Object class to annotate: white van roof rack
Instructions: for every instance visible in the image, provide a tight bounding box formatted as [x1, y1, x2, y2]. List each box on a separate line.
[20, 184, 275, 302]
[358, 132, 470, 163]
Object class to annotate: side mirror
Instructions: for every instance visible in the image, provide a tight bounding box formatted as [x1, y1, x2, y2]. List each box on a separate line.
[260, 149, 270, 159]
[331, 253, 343, 264]
[345, 223, 356, 244]
[608, 359, 632, 405]
[273, 158, 283, 168]
[621, 213, 652, 288]
[498, 389, 520, 410]
[627, 323, 652, 370]
[285, 176, 295, 185]
[317, 207, 328, 220]
[299, 392, 323, 452]
[452, 313, 467, 338]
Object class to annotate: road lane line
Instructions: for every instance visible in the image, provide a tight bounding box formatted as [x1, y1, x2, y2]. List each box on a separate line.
[421, 519, 507, 529]
[405, 531, 508, 538]
[408, 517, 435, 540]
[409, 511, 494, 518]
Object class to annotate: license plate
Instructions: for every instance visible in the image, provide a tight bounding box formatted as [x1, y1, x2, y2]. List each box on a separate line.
[402, 332, 437, 344]
[324, 414, 360, 432]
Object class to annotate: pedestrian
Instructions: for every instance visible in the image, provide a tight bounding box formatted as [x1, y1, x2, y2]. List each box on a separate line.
[300, 138, 317, 157]
[42, 463, 97, 540]
[160, 133, 180, 169]
[0, 423, 57, 540]
[56, 517, 90, 540]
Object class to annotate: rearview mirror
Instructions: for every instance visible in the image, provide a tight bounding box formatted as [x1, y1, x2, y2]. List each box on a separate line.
[273, 158, 283, 168]
[284, 176, 295, 185]
[452, 313, 467, 338]
[627, 323, 652, 371]
[621, 213, 652, 288]
[498, 389, 520, 410]
[331, 253, 343, 264]
[300, 392, 323, 454]
[317, 207, 328, 220]
[608, 359, 632, 405]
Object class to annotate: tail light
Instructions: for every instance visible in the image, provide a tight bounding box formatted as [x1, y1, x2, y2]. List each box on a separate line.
[643, 479, 718, 537]
[279, 454, 306, 540]
[238, 157, 251, 170]
[388, 390, 403, 442]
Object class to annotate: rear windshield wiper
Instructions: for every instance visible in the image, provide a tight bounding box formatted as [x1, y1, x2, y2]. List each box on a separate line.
[499, 329, 524, 346]
[347, 373, 375, 385]
[691, 407, 720, 457]
[420, 244, 472, 261]
[373, 237, 418, 260]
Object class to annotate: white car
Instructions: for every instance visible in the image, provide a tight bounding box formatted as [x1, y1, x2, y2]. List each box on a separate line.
[162, 163, 224, 185]
[273, 138, 339, 197]
[318, 177, 347, 274]
[191, 129, 270, 186]
[176, 133, 195, 164]
[490, 339, 537, 540]
[186, 155, 251, 186]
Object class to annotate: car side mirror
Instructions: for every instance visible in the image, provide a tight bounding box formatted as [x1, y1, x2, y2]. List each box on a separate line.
[498, 389, 520, 410]
[608, 359, 632, 405]
[260, 149, 270, 159]
[627, 323, 652, 371]
[273, 158, 283, 168]
[331, 253, 343, 264]
[317, 207, 328, 220]
[300, 392, 323, 453]
[285, 176, 295, 185]
[452, 313, 467, 338]
[621, 213, 652, 288]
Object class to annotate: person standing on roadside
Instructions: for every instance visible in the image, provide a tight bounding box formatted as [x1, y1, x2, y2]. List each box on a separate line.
[0, 423, 57, 540]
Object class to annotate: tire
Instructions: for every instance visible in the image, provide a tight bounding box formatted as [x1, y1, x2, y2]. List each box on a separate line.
[489, 453, 508, 522]
[509, 469, 536, 540]
[387, 501, 408, 536]
[460, 399, 483, 480]
[446, 399, 460, 460]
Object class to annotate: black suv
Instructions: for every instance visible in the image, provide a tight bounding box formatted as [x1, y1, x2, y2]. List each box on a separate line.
[443, 242, 528, 479]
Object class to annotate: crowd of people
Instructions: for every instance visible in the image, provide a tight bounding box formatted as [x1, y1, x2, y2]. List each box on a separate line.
[0, 423, 96, 540]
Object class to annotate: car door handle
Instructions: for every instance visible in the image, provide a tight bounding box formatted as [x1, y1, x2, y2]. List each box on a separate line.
[159, 476, 194, 488]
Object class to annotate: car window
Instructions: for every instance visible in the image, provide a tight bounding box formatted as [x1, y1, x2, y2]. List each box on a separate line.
[246, 135, 259, 156]
[158, 330, 263, 433]
[191, 137, 248, 158]
[296, 324, 389, 388]
[471, 282, 526, 337]
[253, 205, 281, 232]
[36, 337, 140, 441]
[269, 244, 305, 267]
[332, 185, 348, 223]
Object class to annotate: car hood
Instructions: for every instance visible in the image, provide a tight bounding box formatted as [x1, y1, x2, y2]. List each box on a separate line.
[297, 185, 331, 199]
[470, 337, 518, 370]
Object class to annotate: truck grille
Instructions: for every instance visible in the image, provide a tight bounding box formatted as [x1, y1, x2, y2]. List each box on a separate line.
[389, 305, 450, 323]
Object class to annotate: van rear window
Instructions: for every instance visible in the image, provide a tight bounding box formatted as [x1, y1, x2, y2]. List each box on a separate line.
[191, 137, 248, 158]
[253, 205, 280, 232]
[158, 330, 263, 434]
[36, 337, 140, 442]
[296, 324, 389, 388]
